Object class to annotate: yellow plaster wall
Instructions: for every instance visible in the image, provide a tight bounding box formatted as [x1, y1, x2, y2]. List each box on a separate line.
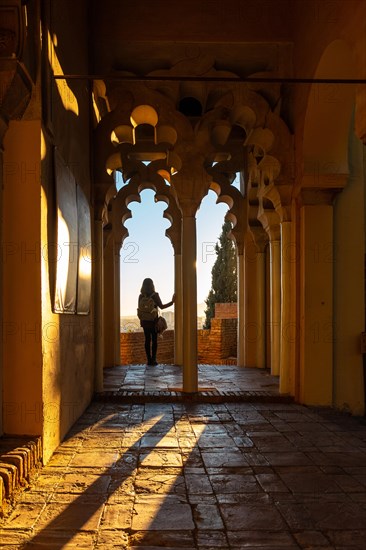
[40, 0, 95, 463]
[333, 121, 365, 415]
[300, 205, 334, 406]
[2, 120, 43, 436]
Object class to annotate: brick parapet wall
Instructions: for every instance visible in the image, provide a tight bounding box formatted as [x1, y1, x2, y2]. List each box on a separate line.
[120, 319, 237, 365]
[198, 318, 237, 363]
[215, 302, 237, 319]
[120, 330, 175, 365]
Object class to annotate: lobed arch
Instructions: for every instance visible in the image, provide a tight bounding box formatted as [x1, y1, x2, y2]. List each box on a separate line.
[109, 165, 182, 254]
[303, 39, 357, 175]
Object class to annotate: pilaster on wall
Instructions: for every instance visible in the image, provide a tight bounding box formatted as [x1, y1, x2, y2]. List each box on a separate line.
[103, 230, 121, 368]
[299, 204, 334, 405]
[2, 120, 43, 435]
[298, 174, 347, 406]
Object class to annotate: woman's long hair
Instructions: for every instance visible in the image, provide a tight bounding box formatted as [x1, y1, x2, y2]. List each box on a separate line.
[140, 278, 155, 296]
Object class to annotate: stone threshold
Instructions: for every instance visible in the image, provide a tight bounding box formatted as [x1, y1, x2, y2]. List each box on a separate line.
[95, 389, 294, 404]
[0, 436, 42, 517]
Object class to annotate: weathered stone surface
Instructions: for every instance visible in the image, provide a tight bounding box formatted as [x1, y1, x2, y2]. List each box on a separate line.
[220, 503, 286, 530]
[35, 501, 104, 531]
[192, 503, 224, 529]
[132, 495, 194, 531]
[1, 397, 366, 548]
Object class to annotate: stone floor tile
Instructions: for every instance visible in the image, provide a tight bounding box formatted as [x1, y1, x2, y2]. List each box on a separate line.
[220, 502, 286, 530]
[0, 530, 31, 546]
[275, 501, 317, 530]
[111, 451, 139, 472]
[304, 501, 366, 530]
[129, 546, 195, 550]
[185, 473, 213, 494]
[196, 530, 229, 548]
[2, 503, 45, 530]
[192, 503, 224, 529]
[333, 473, 366, 492]
[54, 472, 112, 495]
[129, 530, 195, 547]
[68, 450, 119, 469]
[139, 450, 183, 468]
[34, 500, 105, 531]
[132, 495, 194, 531]
[107, 474, 136, 496]
[201, 451, 248, 468]
[22, 531, 96, 549]
[45, 451, 76, 468]
[134, 470, 186, 495]
[263, 451, 313, 466]
[278, 472, 342, 494]
[95, 529, 129, 548]
[188, 494, 217, 504]
[255, 472, 290, 493]
[209, 473, 261, 494]
[293, 529, 332, 547]
[99, 502, 134, 530]
[325, 529, 366, 548]
[227, 529, 296, 547]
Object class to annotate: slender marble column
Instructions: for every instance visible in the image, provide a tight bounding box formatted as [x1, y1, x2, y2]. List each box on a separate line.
[94, 219, 104, 392]
[280, 221, 293, 393]
[269, 239, 281, 376]
[103, 235, 115, 368]
[114, 243, 121, 365]
[182, 214, 198, 392]
[256, 251, 266, 369]
[237, 252, 245, 367]
[174, 253, 183, 365]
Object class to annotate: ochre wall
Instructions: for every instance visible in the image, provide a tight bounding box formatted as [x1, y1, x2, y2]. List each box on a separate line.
[40, 0, 95, 462]
[3, 120, 42, 436]
[333, 120, 365, 415]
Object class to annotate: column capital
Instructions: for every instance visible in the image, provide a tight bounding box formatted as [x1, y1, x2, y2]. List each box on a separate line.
[250, 226, 269, 253]
[257, 206, 281, 241]
[258, 181, 292, 222]
[171, 153, 212, 215]
[179, 198, 201, 217]
[296, 173, 348, 206]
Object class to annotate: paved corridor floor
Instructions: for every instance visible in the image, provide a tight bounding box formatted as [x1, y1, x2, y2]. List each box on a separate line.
[1, 400, 366, 549]
[102, 364, 282, 398]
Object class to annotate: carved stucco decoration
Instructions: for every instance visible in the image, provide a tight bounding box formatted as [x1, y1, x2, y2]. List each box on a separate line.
[94, 51, 293, 243]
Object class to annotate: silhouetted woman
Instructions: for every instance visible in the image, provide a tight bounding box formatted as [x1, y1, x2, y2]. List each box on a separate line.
[138, 278, 175, 366]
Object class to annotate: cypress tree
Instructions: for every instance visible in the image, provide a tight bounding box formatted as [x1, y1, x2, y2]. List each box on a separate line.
[203, 221, 237, 329]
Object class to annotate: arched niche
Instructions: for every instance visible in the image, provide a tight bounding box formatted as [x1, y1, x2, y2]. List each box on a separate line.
[303, 39, 357, 174]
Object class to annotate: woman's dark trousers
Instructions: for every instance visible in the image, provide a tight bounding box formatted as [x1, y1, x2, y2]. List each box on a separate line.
[143, 326, 157, 364]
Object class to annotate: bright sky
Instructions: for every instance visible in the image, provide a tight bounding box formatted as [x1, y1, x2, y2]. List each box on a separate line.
[118, 174, 239, 316]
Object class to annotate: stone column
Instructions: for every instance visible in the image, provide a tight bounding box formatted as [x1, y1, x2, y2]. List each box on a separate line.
[103, 231, 116, 368]
[174, 252, 183, 365]
[256, 249, 266, 369]
[237, 250, 245, 367]
[114, 241, 121, 365]
[250, 227, 268, 369]
[181, 202, 198, 392]
[94, 219, 104, 392]
[244, 231, 259, 367]
[280, 220, 294, 394]
[269, 237, 281, 376]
